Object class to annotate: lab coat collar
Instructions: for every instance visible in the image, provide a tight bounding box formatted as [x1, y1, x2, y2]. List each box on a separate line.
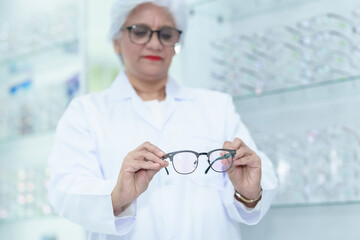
[109, 72, 195, 102]
[109, 71, 193, 130]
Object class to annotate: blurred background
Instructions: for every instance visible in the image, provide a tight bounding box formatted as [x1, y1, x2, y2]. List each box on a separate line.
[0, 0, 359, 239]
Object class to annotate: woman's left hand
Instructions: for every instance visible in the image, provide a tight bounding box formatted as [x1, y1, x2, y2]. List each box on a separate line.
[223, 138, 262, 206]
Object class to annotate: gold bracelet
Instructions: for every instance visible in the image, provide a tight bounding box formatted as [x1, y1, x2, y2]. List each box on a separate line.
[234, 189, 262, 203]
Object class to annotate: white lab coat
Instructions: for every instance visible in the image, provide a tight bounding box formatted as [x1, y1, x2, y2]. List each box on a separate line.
[48, 72, 278, 240]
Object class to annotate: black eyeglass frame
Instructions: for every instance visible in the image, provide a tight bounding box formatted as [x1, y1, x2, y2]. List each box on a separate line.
[120, 24, 182, 46]
[161, 149, 236, 175]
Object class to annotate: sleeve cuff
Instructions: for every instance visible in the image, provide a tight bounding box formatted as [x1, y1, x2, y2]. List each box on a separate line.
[233, 197, 262, 213]
[115, 201, 136, 219]
[114, 200, 137, 235]
[222, 181, 262, 225]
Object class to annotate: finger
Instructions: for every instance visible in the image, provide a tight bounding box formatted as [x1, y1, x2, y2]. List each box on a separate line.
[223, 140, 232, 149]
[122, 158, 161, 173]
[232, 155, 261, 168]
[231, 137, 246, 150]
[221, 157, 232, 166]
[134, 160, 163, 171]
[234, 147, 252, 160]
[226, 154, 260, 175]
[135, 151, 168, 167]
[137, 142, 166, 158]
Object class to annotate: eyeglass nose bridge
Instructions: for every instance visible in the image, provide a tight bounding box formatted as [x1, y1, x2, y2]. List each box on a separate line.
[144, 30, 164, 46]
[196, 152, 208, 165]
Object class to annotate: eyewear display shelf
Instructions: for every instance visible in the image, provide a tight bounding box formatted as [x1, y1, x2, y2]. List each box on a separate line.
[0, 39, 80, 144]
[0, 47, 81, 223]
[0, 131, 56, 223]
[0, 0, 84, 224]
[199, 0, 360, 207]
[235, 75, 360, 208]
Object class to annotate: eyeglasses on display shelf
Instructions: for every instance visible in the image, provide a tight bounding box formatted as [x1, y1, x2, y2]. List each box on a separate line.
[234, 74, 259, 96]
[191, 0, 317, 23]
[0, 22, 10, 62]
[211, 56, 227, 67]
[266, 43, 306, 84]
[320, 51, 355, 73]
[263, 26, 303, 46]
[211, 70, 256, 96]
[248, 123, 360, 205]
[241, 52, 264, 73]
[0, 0, 81, 143]
[297, 13, 360, 37]
[210, 71, 226, 82]
[210, 41, 226, 51]
[353, 7, 360, 18]
[305, 64, 349, 85]
[0, 167, 54, 222]
[0, 72, 80, 142]
[300, 30, 358, 59]
[237, 67, 266, 95]
[0, 3, 78, 62]
[210, 10, 360, 97]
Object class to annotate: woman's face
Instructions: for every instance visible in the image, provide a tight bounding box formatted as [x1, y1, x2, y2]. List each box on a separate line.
[114, 3, 177, 81]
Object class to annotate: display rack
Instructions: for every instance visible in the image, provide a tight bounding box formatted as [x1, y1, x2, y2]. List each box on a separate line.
[0, 0, 83, 223]
[0, 0, 82, 143]
[189, 0, 318, 21]
[192, 0, 360, 206]
[240, 78, 360, 206]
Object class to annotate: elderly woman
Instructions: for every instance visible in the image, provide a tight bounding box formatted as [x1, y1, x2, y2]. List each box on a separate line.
[48, 0, 278, 239]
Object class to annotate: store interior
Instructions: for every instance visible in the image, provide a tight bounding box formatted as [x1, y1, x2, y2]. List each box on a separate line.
[1, 0, 360, 239]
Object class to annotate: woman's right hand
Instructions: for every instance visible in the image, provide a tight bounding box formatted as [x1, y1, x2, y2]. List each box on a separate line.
[111, 142, 168, 216]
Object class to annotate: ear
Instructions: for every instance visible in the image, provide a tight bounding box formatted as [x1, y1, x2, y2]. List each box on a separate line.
[113, 40, 121, 54]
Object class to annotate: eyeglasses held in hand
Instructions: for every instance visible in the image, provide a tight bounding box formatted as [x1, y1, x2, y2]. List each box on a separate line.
[162, 149, 236, 175]
[121, 24, 182, 46]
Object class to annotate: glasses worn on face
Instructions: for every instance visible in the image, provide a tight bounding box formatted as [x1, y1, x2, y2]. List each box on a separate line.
[121, 24, 182, 46]
[162, 149, 236, 175]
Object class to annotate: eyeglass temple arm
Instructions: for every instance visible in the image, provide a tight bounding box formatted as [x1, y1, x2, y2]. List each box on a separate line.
[204, 153, 232, 174]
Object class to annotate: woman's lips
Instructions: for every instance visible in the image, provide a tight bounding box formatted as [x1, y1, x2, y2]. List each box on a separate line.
[144, 55, 162, 61]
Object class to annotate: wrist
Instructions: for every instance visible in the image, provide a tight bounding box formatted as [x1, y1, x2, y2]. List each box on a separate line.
[111, 189, 131, 216]
[234, 189, 262, 208]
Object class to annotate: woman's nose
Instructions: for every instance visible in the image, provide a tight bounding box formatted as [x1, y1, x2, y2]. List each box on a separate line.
[146, 32, 162, 49]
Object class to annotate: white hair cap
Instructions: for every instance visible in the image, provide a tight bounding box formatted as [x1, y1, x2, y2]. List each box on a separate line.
[108, 0, 188, 43]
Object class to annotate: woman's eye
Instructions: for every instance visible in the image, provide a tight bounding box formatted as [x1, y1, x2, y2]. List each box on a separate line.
[133, 29, 149, 37]
[160, 31, 173, 40]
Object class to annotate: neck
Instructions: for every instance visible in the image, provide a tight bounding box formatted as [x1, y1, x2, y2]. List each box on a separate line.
[126, 72, 167, 101]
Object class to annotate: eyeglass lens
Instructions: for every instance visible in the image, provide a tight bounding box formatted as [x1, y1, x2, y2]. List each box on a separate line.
[129, 25, 180, 46]
[208, 150, 233, 172]
[172, 152, 198, 174]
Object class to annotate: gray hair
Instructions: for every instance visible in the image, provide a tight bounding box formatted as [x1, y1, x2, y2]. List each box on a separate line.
[108, 0, 188, 44]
